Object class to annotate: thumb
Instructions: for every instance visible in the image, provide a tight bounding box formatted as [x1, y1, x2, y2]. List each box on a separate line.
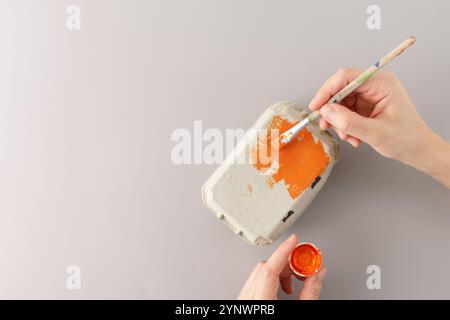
[320, 103, 380, 145]
[298, 267, 327, 300]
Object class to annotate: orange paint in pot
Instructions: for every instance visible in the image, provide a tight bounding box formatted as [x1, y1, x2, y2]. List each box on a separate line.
[289, 243, 322, 279]
[251, 115, 330, 199]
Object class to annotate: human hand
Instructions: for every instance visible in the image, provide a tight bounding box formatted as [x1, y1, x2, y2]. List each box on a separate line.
[237, 234, 327, 300]
[309, 68, 450, 187]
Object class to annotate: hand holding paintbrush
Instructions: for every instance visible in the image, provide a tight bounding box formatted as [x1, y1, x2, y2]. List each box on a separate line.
[282, 36, 450, 188]
[279, 36, 416, 147]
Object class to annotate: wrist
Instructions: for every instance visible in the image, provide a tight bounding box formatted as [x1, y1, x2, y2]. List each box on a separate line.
[411, 130, 450, 188]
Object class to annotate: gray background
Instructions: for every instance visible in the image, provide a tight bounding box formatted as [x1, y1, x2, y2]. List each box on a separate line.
[0, 0, 449, 299]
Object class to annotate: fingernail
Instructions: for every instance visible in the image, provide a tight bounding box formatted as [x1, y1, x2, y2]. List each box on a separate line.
[318, 268, 327, 281]
[321, 104, 336, 120]
[286, 234, 296, 243]
[348, 140, 358, 148]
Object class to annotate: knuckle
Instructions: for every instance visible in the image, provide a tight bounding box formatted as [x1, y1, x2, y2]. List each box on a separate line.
[310, 286, 322, 298]
[383, 71, 398, 83]
[366, 121, 385, 147]
[339, 113, 353, 133]
[260, 264, 275, 277]
[337, 67, 350, 75]
[369, 131, 383, 149]
[255, 262, 265, 270]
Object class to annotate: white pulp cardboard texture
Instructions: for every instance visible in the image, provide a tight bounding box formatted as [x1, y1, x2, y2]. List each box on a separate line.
[202, 102, 340, 246]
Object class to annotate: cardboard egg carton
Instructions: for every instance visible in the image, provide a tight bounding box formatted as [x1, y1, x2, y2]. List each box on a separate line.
[202, 102, 340, 245]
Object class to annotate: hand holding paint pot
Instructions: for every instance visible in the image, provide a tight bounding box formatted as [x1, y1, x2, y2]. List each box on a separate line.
[238, 234, 327, 300]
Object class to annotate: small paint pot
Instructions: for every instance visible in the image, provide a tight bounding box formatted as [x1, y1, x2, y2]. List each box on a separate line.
[289, 242, 322, 281]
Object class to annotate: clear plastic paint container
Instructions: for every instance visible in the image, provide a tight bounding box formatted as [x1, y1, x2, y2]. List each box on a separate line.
[289, 242, 322, 280]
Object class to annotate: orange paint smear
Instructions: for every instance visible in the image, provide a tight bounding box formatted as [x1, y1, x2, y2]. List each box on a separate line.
[290, 243, 322, 277]
[251, 115, 329, 199]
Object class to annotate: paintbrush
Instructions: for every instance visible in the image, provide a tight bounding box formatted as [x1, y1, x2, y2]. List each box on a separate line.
[279, 36, 416, 147]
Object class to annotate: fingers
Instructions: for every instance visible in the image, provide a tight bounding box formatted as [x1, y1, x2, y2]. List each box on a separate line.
[279, 273, 293, 295]
[279, 264, 294, 294]
[322, 114, 361, 147]
[237, 262, 263, 299]
[298, 267, 327, 300]
[309, 67, 392, 111]
[309, 67, 376, 147]
[345, 136, 361, 148]
[319, 118, 331, 131]
[335, 128, 348, 140]
[320, 103, 381, 146]
[238, 234, 299, 299]
[309, 68, 364, 111]
[266, 234, 298, 275]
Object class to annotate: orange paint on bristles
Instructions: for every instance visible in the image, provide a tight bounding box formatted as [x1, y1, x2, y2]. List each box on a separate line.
[251, 115, 330, 199]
